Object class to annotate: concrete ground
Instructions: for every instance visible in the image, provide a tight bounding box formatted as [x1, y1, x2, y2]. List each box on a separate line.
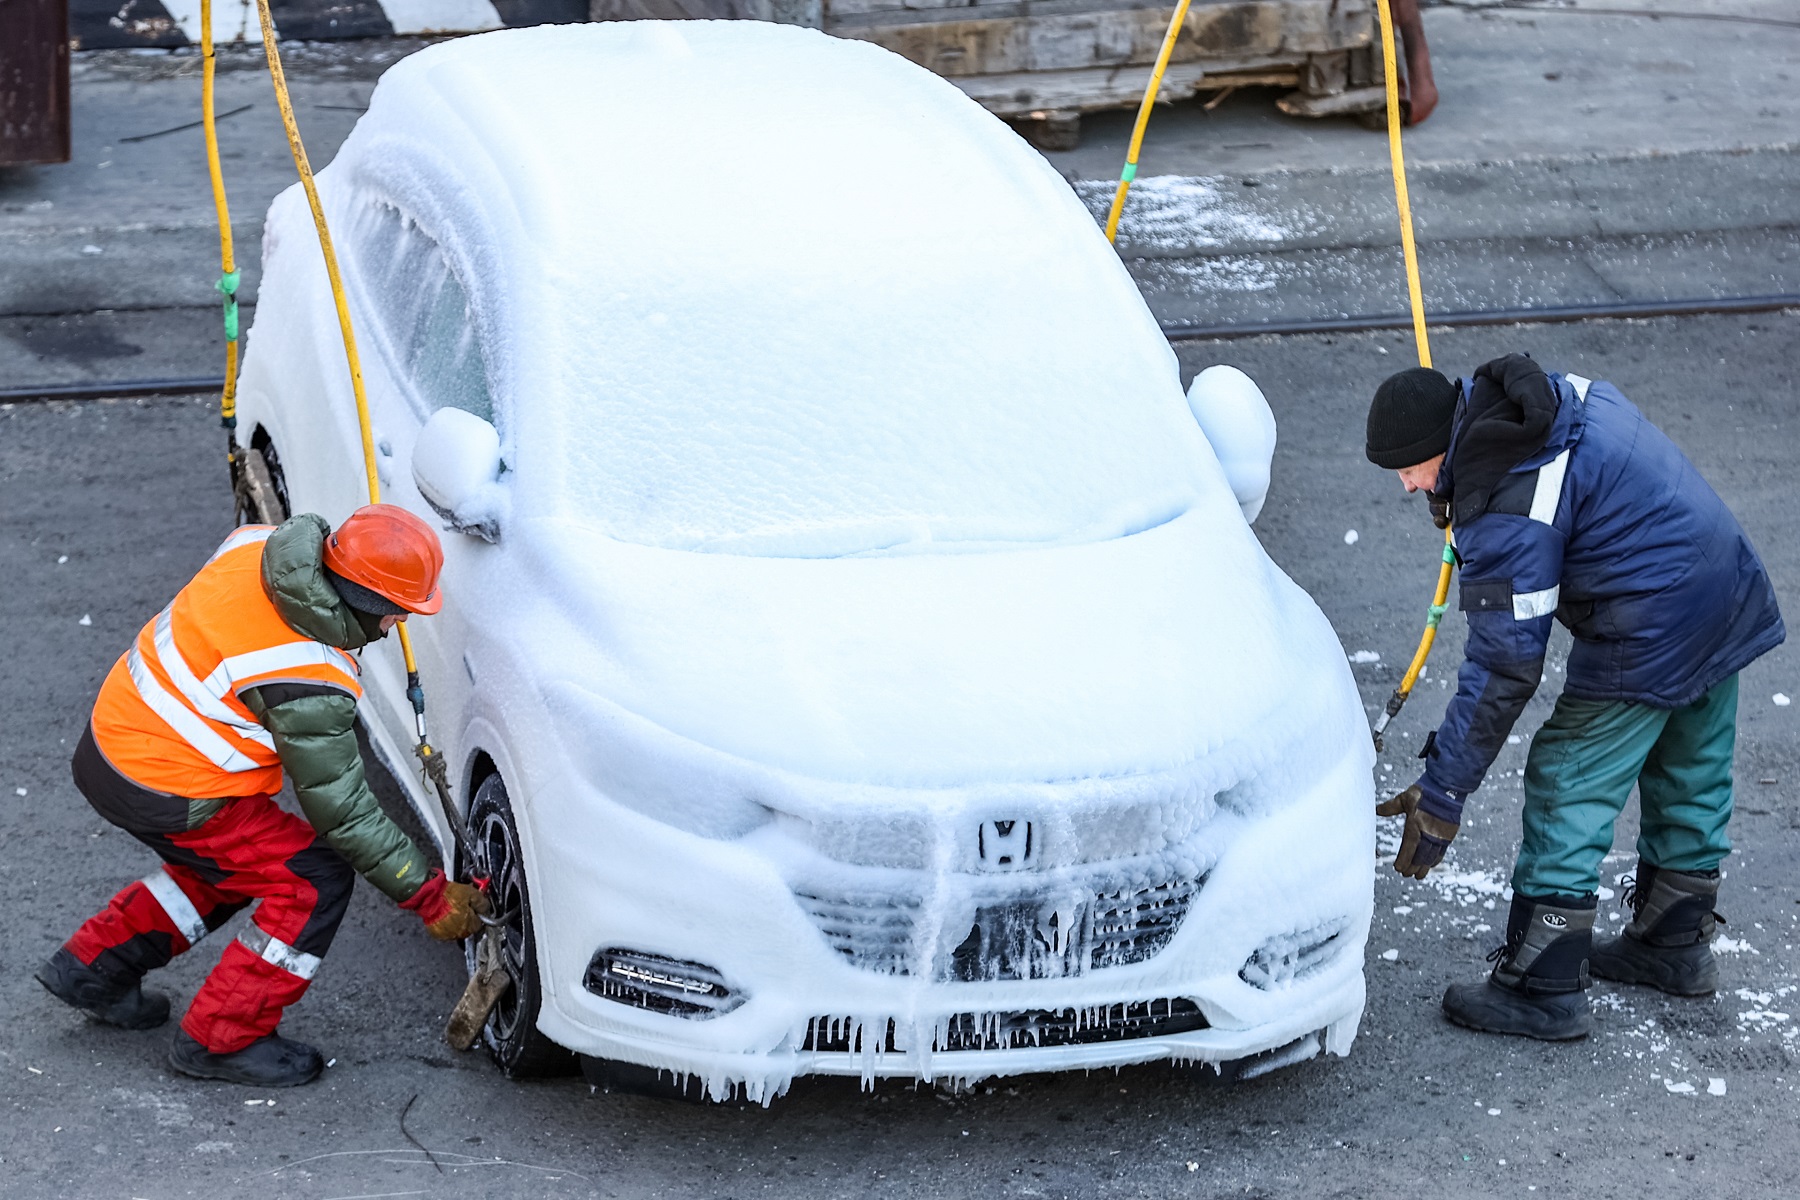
[2, 3, 1798, 1197]
[3, 313, 1796, 1200]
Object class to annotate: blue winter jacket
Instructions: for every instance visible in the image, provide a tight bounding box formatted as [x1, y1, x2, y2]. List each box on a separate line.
[1417, 367, 1783, 820]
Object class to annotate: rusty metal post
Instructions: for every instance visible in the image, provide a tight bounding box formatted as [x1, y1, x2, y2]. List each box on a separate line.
[1, 0, 71, 165]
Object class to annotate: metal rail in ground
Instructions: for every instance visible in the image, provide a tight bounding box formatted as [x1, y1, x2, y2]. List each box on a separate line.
[3, 293, 1796, 404]
[1159, 292, 1800, 342]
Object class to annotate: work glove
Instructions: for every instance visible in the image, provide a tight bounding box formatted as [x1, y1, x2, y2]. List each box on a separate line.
[1377, 779, 1461, 880]
[1426, 489, 1452, 530]
[399, 869, 491, 941]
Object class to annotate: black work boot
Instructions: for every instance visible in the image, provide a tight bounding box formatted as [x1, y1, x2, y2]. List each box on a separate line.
[169, 1031, 325, 1088]
[36, 947, 171, 1031]
[1442, 894, 1595, 1041]
[1591, 863, 1721, 996]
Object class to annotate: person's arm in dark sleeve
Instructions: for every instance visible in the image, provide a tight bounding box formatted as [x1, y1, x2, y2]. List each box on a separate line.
[242, 683, 432, 902]
[1417, 512, 1564, 819]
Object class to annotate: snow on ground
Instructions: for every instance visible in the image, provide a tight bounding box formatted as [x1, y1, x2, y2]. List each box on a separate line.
[1072, 175, 1301, 252]
[1153, 255, 1282, 294]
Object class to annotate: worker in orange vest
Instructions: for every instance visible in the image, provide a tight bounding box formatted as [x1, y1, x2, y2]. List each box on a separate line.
[38, 505, 487, 1087]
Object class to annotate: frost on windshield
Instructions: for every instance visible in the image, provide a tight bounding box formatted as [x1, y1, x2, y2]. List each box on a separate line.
[366, 23, 1233, 556]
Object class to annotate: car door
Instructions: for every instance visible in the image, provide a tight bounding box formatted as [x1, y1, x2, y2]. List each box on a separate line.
[343, 198, 497, 801]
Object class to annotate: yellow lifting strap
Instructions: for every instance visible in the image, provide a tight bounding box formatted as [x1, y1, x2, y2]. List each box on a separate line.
[1371, 0, 1454, 750]
[199, 0, 245, 502]
[1104, 0, 1194, 243]
[1103, 1, 1451, 747]
[243, 0, 458, 816]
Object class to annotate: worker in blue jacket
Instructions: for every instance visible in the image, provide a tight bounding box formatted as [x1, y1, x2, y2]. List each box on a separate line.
[1365, 354, 1783, 1040]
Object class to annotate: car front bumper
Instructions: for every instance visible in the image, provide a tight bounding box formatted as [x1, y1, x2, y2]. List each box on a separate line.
[521, 741, 1374, 1102]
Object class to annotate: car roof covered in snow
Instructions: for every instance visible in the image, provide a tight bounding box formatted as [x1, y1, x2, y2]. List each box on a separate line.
[329, 22, 1227, 557]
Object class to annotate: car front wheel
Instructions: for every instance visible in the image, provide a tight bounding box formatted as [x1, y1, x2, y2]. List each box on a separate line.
[466, 772, 573, 1079]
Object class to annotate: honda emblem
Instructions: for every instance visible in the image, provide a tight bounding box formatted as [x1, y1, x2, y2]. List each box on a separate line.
[979, 819, 1035, 870]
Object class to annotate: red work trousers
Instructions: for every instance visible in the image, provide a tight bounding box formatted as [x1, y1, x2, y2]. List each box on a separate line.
[64, 788, 354, 1054]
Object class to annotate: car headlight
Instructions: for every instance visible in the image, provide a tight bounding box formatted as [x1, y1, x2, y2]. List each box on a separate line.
[544, 681, 774, 839]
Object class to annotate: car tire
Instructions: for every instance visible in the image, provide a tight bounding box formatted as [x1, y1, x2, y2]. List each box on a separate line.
[238, 432, 290, 524]
[466, 772, 575, 1079]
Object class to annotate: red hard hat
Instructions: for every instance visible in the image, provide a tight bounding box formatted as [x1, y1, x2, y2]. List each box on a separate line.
[323, 504, 445, 616]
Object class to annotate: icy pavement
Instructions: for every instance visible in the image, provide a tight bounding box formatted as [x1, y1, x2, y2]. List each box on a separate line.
[4, 313, 1796, 1199]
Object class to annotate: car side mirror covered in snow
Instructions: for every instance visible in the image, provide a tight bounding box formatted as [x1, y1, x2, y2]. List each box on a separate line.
[1186, 365, 1276, 524]
[412, 407, 505, 542]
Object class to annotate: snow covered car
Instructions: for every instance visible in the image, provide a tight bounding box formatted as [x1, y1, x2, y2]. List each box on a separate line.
[233, 21, 1374, 1100]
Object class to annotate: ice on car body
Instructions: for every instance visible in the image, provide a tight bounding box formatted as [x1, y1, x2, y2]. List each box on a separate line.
[233, 20, 1375, 1102]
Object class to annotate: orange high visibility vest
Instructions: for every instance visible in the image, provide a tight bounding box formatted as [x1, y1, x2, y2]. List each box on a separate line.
[90, 525, 363, 800]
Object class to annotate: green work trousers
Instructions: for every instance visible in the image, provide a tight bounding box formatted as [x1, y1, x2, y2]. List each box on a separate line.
[1513, 674, 1738, 899]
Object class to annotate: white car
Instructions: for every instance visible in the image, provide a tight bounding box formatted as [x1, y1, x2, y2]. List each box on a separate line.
[234, 21, 1374, 1101]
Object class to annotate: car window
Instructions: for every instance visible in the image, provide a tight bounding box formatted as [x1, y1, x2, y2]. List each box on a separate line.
[350, 201, 493, 424]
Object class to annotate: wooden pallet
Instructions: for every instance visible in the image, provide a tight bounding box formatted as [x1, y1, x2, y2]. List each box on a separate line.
[594, 0, 1383, 143]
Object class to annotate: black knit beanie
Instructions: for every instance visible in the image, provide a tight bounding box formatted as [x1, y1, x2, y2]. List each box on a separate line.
[1366, 368, 1458, 469]
[324, 566, 407, 617]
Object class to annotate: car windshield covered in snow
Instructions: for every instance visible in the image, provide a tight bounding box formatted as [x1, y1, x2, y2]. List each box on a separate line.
[394, 25, 1227, 559]
[546, 332, 1211, 557]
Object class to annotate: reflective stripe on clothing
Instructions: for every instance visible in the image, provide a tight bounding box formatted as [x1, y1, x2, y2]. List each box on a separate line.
[206, 524, 274, 563]
[1528, 451, 1571, 525]
[65, 789, 355, 1054]
[152, 606, 276, 748]
[238, 924, 322, 981]
[1513, 585, 1561, 621]
[1525, 375, 1590, 526]
[125, 645, 264, 774]
[139, 869, 210, 946]
[203, 640, 360, 700]
[93, 523, 362, 798]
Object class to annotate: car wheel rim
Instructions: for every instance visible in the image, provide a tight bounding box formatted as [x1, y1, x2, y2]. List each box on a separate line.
[472, 806, 531, 1046]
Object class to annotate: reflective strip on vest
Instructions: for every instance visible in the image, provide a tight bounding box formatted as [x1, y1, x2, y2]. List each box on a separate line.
[238, 925, 322, 981]
[152, 607, 276, 750]
[207, 524, 274, 564]
[203, 641, 360, 699]
[141, 869, 210, 946]
[1513, 585, 1561, 621]
[125, 646, 265, 774]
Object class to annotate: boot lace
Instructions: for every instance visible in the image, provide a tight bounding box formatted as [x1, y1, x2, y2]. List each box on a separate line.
[1619, 873, 1647, 917]
[1484, 928, 1523, 967]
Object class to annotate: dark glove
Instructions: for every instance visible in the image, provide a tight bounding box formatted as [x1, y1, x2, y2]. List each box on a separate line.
[1376, 780, 1461, 880]
[399, 869, 491, 941]
[1426, 490, 1452, 530]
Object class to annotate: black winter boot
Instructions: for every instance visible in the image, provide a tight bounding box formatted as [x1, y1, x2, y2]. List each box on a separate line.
[1442, 894, 1595, 1041]
[1591, 863, 1721, 996]
[169, 1031, 324, 1088]
[36, 947, 170, 1030]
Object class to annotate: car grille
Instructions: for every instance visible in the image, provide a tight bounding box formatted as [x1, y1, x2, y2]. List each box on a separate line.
[792, 889, 924, 977]
[802, 999, 1209, 1053]
[794, 873, 1202, 981]
[1237, 920, 1352, 990]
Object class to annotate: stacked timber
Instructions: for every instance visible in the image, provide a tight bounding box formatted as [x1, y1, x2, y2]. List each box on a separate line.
[594, 0, 1384, 142]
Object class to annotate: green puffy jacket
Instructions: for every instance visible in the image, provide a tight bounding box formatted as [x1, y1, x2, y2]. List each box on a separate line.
[239, 515, 433, 903]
